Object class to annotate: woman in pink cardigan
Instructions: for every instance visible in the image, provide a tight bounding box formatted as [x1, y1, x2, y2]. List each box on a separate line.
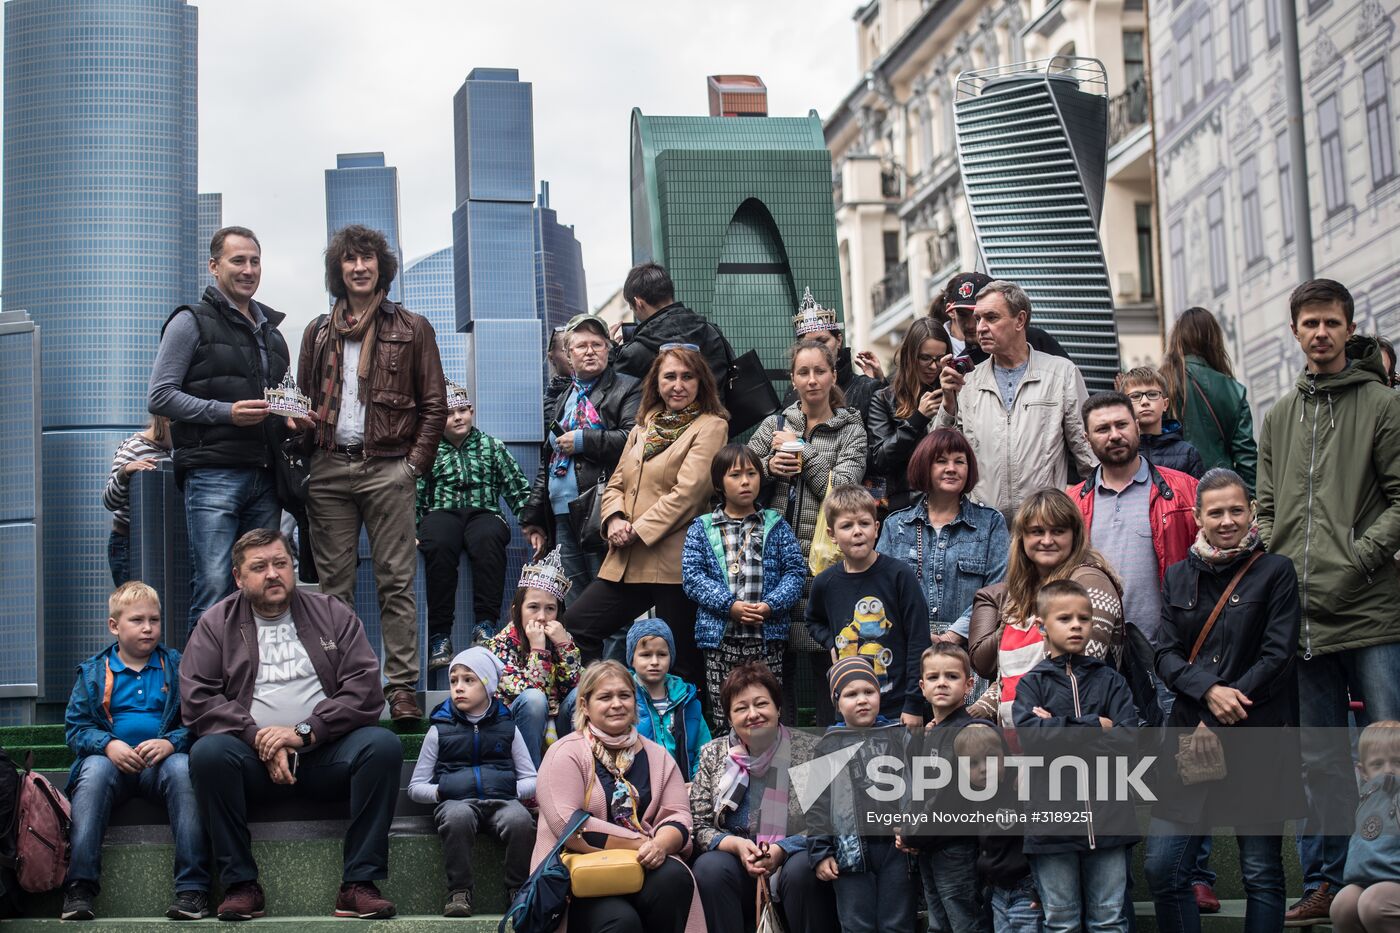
[530, 660, 706, 933]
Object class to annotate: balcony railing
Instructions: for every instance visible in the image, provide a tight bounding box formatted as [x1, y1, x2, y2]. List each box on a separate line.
[1108, 76, 1149, 147]
[871, 260, 910, 315]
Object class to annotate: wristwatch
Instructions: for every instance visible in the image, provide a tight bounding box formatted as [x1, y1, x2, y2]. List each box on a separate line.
[294, 721, 314, 745]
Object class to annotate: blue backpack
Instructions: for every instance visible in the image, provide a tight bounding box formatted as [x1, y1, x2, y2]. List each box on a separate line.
[499, 808, 590, 933]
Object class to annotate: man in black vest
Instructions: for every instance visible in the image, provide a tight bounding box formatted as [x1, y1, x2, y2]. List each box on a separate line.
[149, 226, 290, 632]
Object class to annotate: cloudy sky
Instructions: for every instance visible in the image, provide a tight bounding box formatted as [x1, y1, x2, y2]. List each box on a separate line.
[196, 0, 858, 357]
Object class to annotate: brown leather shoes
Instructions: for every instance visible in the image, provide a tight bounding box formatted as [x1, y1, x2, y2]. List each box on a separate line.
[385, 688, 422, 723]
[334, 882, 396, 920]
[1284, 882, 1335, 926]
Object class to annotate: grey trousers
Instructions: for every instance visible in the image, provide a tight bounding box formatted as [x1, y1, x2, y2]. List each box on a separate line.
[308, 450, 420, 692]
[434, 797, 535, 895]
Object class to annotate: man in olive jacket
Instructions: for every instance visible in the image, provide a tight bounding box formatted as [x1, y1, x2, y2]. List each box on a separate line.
[1258, 278, 1400, 921]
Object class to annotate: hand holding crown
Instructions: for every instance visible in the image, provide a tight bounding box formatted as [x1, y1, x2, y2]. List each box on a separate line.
[265, 373, 317, 431]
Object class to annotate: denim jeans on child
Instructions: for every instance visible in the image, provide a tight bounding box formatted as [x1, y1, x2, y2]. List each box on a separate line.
[990, 876, 1045, 933]
[510, 687, 578, 768]
[183, 466, 279, 631]
[1030, 847, 1129, 933]
[1145, 823, 1284, 933]
[916, 840, 986, 932]
[833, 838, 917, 933]
[66, 752, 209, 893]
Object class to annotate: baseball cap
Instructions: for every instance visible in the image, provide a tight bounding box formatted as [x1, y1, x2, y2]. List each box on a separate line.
[564, 313, 611, 342]
[946, 272, 993, 310]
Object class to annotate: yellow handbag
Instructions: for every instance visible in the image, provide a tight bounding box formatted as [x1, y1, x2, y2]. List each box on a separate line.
[560, 850, 645, 897]
[807, 473, 841, 575]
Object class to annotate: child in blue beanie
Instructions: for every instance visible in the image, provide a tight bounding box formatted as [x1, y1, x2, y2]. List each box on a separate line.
[626, 619, 711, 780]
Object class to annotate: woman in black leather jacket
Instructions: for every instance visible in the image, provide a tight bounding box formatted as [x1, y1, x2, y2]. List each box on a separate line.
[866, 318, 951, 514]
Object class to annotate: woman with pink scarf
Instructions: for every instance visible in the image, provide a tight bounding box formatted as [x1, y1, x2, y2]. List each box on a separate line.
[689, 663, 839, 933]
[530, 660, 705, 933]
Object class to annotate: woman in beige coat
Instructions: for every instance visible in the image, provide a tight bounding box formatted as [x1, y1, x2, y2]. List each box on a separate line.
[565, 344, 728, 682]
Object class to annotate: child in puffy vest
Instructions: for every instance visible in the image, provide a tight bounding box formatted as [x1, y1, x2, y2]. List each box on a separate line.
[408, 648, 537, 918]
[626, 619, 710, 780]
[1330, 720, 1400, 932]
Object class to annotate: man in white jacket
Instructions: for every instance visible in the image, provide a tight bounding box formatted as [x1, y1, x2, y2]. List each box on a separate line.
[935, 280, 1096, 519]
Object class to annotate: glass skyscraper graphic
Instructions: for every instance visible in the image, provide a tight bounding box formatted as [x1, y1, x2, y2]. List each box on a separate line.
[0, 312, 42, 724]
[404, 246, 467, 382]
[3, 0, 198, 710]
[534, 180, 588, 334]
[325, 152, 404, 301]
[451, 68, 543, 444]
[197, 192, 222, 288]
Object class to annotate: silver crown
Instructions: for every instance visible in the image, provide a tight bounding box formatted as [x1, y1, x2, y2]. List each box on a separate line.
[264, 372, 311, 418]
[445, 379, 473, 411]
[792, 287, 842, 335]
[518, 546, 571, 601]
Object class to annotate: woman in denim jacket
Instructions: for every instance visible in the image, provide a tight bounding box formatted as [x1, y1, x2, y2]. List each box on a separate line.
[875, 429, 1009, 645]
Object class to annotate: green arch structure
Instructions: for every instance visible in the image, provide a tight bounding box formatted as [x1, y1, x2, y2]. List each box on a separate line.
[630, 108, 844, 383]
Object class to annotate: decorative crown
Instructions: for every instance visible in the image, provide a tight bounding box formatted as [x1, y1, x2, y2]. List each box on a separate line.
[792, 286, 842, 335]
[264, 372, 311, 418]
[517, 546, 571, 601]
[445, 379, 473, 411]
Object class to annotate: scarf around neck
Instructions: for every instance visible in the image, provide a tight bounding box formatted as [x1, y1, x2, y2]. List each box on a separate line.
[1190, 525, 1261, 564]
[586, 724, 644, 832]
[314, 290, 385, 448]
[642, 403, 700, 460]
[715, 725, 791, 843]
[552, 377, 603, 477]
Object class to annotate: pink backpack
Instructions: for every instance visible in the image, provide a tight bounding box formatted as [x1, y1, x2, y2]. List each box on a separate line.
[4, 752, 71, 893]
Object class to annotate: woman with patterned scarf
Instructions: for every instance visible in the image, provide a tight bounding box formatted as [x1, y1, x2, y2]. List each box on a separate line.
[1145, 467, 1304, 933]
[563, 345, 729, 685]
[530, 661, 705, 933]
[690, 662, 839, 933]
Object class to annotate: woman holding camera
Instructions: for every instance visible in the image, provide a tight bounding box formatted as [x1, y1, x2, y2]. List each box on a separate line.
[866, 319, 953, 516]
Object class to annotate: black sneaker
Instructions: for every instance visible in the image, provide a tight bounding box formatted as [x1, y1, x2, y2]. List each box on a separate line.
[428, 634, 454, 671]
[167, 889, 210, 920]
[472, 622, 496, 646]
[60, 881, 98, 921]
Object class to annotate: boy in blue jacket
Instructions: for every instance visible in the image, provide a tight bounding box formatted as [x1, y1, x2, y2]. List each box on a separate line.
[61, 582, 208, 922]
[682, 443, 806, 731]
[626, 619, 710, 780]
[1013, 580, 1138, 933]
[408, 647, 537, 918]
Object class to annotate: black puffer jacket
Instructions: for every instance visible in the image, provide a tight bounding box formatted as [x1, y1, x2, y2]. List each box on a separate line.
[610, 302, 733, 396]
[1013, 654, 1140, 853]
[1152, 546, 1304, 826]
[866, 384, 932, 514]
[521, 365, 642, 537]
[1139, 420, 1206, 479]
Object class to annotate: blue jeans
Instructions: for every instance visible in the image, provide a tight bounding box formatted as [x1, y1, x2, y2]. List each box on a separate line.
[1030, 847, 1128, 933]
[1295, 641, 1400, 889]
[917, 840, 986, 932]
[107, 530, 129, 587]
[991, 876, 1045, 933]
[510, 687, 578, 767]
[833, 838, 917, 933]
[1145, 822, 1283, 933]
[66, 752, 209, 893]
[183, 466, 279, 631]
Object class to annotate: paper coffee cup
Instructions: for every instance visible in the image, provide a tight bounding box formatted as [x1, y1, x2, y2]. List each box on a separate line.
[779, 440, 804, 467]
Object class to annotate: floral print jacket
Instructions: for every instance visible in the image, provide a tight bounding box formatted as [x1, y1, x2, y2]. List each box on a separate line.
[485, 622, 582, 716]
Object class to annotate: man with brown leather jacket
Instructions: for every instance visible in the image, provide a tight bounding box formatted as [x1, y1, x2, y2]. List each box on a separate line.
[292, 224, 446, 722]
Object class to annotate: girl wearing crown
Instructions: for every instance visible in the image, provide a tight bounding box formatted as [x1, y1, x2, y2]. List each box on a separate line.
[484, 547, 582, 767]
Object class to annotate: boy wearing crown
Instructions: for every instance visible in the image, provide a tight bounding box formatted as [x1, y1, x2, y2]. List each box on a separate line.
[417, 382, 533, 668]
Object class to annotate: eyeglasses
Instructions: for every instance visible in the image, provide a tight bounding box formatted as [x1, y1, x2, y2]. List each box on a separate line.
[660, 342, 700, 352]
[1127, 390, 1164, 402]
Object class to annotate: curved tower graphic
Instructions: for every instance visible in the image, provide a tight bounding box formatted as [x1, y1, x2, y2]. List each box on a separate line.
[954, 58, 1121, 391]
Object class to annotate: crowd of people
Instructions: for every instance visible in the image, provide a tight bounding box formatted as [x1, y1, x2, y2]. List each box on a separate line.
[69, 221, 1400, 931]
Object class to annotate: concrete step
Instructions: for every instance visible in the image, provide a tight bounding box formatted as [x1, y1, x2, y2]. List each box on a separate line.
[4, 917, 505, 931]
[20, 834, 515, 920]
[1133, 899, 1334, 932]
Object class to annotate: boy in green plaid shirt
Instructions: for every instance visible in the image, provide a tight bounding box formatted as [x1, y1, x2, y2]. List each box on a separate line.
[417, 381, 531, 668]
